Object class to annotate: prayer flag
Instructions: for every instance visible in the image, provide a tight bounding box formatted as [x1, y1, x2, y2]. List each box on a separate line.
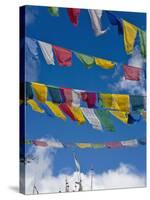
[124, 64, 141, 81]
[100, 93, 130, 112]
[69, 106, 86, 124]
[76, 143, 92, 148]
[81, 92, 97, 108]
[106, 11, 123, 34]
[59, 103, 76, 121]
[26, 82, 33, 99]
[67, 8, 80, 26]
[88, 10, 107, 36]
[38, 41, 55, 65]
[32, 140, 48, 147]
[123, 20, 138, 54]
[95, 57, 115, 69]
[95, 110, 115, 132]
[27, 99, 44, 113]
[72, 90, 81, 107]
[139, 29, 146, 58]
[48, 7, 59, 16]
[81, 107, 103, 130]
[32, 82, 48, 103]
[121, 139, 138, 147]
[48, 86, 64, 103]
[130, 95, 144, 112]
[60, 88, 73, 106]
[45, 101, 66, 120]
[75, 52, 95, 68]
[106, 141, 122, 148]
[110, 110, 128, 124]
[53, 45, 72, 66]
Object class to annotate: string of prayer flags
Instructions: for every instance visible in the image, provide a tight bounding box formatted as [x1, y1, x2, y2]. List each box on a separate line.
[67, 8, 80, 26]
[25, 138, 146, 149]
[48, 86, 64, 104]
[95, 110, 115, 132]
[75, 52, 95, 68]
[139, 29, 146, 59]
[130, 95, 145, 112]
[88, 10, 107, 36]
[81, 107, 103, 130]
[38, 41, 55, 65]
[32, 82, 48, 103]
[45, 101, 66, 120]
[27, 99, 44, 113]
[59, 103, 76, 121]
[95, 57, 115, 69]
[81, 92, 97, 108]
[48, 7, 59, 16]
[105, 11, 123, 34]
[123, 20, 138, 54]
[124, 65, 141, 81]
[53, 45, 72, 66]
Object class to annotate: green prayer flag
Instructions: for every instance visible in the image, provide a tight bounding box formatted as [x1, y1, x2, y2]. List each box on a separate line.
[139, 29, 146, 58]
[95, 110, 115, 132]
[91, 143, 105, 148]
[26, 82, 33, 100]
[130, 95, 145, 112]
[75, 52, 95, 68]
[25, 140, 32, 145]
[48, 7, 59, 16]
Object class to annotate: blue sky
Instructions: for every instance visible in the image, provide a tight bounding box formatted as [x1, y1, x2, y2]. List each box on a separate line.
[24, 5, 146, 177]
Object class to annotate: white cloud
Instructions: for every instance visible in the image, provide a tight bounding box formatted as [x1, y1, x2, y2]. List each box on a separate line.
[23, 143, 146, 194]
[110, 47, 146, 95]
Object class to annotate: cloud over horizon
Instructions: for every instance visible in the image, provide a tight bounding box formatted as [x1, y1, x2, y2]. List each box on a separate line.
[23, 143, 146, 194]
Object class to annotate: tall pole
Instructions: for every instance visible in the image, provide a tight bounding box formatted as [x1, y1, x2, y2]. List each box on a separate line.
[90, 165, 94, 191]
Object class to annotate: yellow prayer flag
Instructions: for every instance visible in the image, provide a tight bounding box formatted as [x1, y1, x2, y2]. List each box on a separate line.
[45, 101, 66, 120]
[69, 106, 86, 124]
[141, 111, 146, 121]
[32, 82, 48, 103]
[100, 94, 130, 112]
[76, 143, 92, 148]
[95, 57, 115, 69]
[110, 110, 128, 124]
[27, 99, 44, 113]
[112, 94, 130, 112]
[123, 20, 138, 54]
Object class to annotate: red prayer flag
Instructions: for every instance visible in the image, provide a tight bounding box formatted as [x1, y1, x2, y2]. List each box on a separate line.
[32, 140, 48, 147]
[81, 92, 97, 108]
[59, 103, 76, 121]
[60, 88, 72, 106]
[67, 8, 80, 26]
[124, 64, 141, 81]
[53, 45, 72, 66]
[106, 141, 123, 148]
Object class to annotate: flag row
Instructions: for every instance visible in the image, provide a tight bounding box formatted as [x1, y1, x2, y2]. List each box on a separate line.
[48, 8, 146, 57]
[25, 138, 146, 149]
[20, 82, 146, 131]
[27, 37, 145, 81]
